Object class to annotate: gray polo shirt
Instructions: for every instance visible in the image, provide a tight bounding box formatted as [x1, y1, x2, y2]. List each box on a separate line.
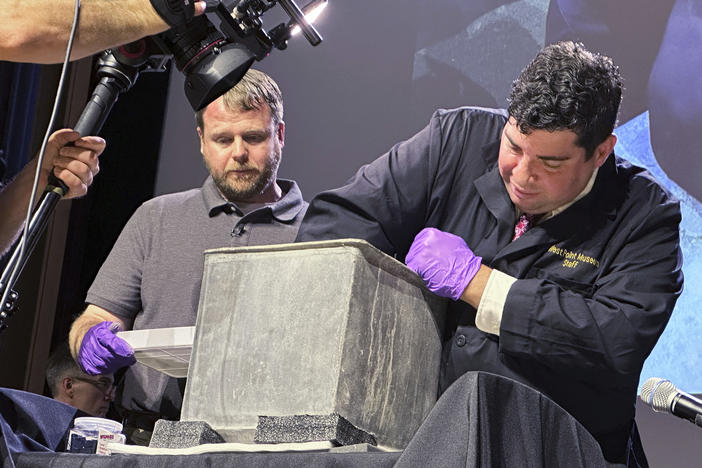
[86, 177, 307, 416]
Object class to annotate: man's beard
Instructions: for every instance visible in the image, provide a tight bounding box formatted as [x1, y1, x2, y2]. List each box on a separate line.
[210, 150, 281, 202]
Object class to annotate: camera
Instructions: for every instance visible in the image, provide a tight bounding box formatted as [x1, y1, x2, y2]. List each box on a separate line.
[113, 0, 325, 111]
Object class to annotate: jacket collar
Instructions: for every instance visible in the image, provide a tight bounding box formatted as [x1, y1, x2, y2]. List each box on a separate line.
[474, 152, 620, 257]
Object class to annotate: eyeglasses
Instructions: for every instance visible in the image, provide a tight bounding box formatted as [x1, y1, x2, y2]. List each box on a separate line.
[71, 376, 116, 394]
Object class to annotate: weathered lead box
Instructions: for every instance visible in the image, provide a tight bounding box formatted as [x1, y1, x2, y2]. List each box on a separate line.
[181, 239, 446, 449]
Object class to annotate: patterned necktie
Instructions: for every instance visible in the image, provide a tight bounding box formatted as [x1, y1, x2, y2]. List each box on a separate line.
[512, 213, 535, 241]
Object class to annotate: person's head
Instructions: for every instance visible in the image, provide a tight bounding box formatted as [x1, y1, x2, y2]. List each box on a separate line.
[45, 342, 115, 417]
[499, 41, 621, 214]
[195, 68, 285, 204]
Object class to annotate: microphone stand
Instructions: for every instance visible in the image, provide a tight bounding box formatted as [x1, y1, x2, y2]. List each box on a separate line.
[0, 51, 143, 333]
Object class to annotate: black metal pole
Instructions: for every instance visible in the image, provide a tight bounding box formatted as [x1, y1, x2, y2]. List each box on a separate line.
[0, 52, 141, 332]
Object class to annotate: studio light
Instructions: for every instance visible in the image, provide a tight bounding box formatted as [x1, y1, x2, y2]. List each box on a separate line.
[291, 0, 328, 36]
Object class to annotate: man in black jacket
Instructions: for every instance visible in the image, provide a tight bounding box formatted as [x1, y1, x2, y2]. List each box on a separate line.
[297, 41, 682, 465]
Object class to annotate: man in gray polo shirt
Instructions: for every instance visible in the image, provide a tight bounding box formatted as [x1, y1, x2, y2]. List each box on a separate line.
[68, 69, 307, 441]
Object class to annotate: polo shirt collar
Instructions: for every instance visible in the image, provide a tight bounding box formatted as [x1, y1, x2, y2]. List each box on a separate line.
[202, 176, 305, 222]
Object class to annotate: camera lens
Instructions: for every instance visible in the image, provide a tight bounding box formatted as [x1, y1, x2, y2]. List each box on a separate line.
[160, 17, 226, 73]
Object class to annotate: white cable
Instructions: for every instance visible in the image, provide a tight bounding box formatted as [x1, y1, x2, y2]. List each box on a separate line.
[0, 0, 83, 317]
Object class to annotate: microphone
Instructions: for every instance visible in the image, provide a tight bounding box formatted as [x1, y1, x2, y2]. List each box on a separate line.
[640, 377, 702, 428]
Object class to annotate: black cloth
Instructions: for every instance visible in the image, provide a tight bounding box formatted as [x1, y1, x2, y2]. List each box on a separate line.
[396, 371, 621, 468]
[0, 388, 79, 468]
[15, 451, 399, 467]
[296, 107, 683, 465]
[11, 371, 619, 467]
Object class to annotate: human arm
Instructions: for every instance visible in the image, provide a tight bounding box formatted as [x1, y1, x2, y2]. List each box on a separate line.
[405, 227, 518, 334]
[0, 128, 103, 255]
[296, 129, 435, 254]
[70, 196, 157, 374]
[297, 109, 464, 256]
[407, 189, 683, 383]
[69, 304, 135, 374]
[0, 0, 206, 63]
[296, 108, 507, 257]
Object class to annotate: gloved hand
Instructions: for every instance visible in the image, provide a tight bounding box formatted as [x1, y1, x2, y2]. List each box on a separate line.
[405, 227, 482, 301]
[78, 322, 136, 375]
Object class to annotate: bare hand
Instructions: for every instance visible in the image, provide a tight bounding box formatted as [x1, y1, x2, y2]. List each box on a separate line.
[42, 129, 104, 199]
[194, 1, 206, 16]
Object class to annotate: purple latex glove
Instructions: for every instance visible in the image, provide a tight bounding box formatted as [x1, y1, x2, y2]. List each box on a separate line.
[405, 227, 482, 301]
[78, 321, 136, 375]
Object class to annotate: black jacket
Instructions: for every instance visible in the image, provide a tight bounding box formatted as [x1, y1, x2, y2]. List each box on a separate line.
[297, 107, 683, 464]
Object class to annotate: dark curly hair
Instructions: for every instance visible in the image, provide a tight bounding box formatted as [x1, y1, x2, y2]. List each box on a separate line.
[507, 41, 622, 159]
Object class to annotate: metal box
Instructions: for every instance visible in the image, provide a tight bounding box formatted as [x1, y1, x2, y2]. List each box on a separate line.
[181, 239, 445, 449]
